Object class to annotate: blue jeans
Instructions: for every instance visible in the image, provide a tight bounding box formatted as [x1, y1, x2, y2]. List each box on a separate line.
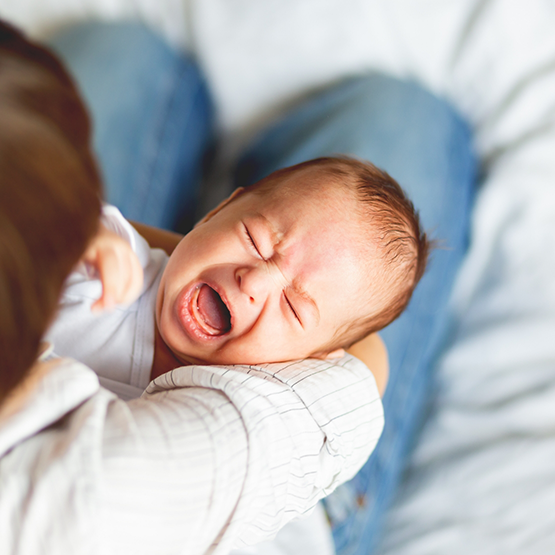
[235, 76, 476, 555]
[50, 23, 215, 232]
[51, 23, 476, 555]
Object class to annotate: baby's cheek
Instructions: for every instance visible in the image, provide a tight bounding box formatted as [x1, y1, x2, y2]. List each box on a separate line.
[231, 320, 297, 364]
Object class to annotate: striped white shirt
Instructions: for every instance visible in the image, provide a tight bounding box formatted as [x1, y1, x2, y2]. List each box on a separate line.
[0, 353, 383, 555]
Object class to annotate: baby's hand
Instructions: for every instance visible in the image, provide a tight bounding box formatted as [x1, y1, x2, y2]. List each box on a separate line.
[81, 223, 144, 313]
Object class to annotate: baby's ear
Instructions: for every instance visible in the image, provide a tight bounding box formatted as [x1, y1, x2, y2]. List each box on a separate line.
[314, 348, 346, 361]
[195, 187, 246, 227]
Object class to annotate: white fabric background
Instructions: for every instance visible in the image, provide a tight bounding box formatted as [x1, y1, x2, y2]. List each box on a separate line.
[2, 1, 555, 552]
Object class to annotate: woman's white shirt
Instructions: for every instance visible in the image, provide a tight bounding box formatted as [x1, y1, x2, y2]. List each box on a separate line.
[0, 353, 383, 555]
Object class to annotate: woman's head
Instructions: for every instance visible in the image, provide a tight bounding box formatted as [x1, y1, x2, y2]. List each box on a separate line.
[0, 21, 102, 404]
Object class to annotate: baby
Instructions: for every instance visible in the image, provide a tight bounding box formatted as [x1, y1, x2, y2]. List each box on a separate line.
[47, 155, 428, 396]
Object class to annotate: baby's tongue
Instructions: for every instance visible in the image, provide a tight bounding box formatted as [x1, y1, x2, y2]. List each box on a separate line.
[197, 284, 231, 333]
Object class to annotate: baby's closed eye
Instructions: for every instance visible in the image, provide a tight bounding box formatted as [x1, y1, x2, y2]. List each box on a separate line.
[283, 292, 301, 324]
[243, 224, 263, 259]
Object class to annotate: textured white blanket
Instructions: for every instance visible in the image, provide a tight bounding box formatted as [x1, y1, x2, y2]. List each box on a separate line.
[2, 1, 555, 553]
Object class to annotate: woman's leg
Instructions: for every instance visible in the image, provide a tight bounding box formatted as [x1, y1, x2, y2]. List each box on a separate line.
[235, 74, 477, 554]
[50, 22, 214, 232]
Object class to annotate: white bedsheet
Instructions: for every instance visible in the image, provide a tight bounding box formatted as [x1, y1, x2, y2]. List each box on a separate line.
[2, 1, 555, 552]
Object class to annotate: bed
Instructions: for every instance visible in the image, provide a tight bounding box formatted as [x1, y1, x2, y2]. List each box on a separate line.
[2, 1, 555, 553]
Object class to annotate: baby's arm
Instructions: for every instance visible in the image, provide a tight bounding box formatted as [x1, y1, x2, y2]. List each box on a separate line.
[347, 333, 389, 395]
[81, 222, 144, 312]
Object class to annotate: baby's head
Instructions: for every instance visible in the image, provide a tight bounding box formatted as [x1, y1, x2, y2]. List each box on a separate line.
[157, 156, 429, 366]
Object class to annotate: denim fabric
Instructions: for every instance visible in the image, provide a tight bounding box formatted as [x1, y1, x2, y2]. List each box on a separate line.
[235, 75, 477, 555]
[52, 23, 476, 555]
[50, 23, 215, 232]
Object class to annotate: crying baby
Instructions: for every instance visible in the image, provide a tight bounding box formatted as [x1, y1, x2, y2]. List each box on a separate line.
[46, 156, 429, 389]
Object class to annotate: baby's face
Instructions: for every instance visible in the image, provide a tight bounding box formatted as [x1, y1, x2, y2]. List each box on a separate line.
[156, 172, 380, 366]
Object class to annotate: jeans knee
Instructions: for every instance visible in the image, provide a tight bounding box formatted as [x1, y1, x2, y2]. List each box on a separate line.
[52, 21, 166, 58]
[52, 21, 201, 80]
[332, 73, 470, 143]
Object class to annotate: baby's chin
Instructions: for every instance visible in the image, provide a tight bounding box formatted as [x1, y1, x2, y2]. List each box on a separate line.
[170, 344, 320, 367]
[161, 319, 327, 367]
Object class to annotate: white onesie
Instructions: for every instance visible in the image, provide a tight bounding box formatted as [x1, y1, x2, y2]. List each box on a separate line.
[45, 205, 167, 400]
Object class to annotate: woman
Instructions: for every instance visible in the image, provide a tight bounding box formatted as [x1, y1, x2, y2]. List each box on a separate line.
[0, 22, 382, 555]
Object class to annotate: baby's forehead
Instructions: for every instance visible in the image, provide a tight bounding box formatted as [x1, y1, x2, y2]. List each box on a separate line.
[239, 178, 373, 255]
[248, 170, 355, 211]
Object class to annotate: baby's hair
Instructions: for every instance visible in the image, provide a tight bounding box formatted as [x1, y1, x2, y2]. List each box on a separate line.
[0, 21, 102, 403]
[245, 156, 430, 349]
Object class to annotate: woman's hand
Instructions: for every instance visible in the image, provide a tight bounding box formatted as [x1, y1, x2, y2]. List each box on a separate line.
[81, 223, 144, 313]
[347, 333, 389, 396]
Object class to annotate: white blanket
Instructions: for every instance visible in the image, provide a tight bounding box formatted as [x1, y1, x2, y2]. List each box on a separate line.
[2, 1, 555, 552]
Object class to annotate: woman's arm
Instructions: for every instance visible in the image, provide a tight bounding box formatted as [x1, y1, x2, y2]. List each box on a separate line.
[347, 333, 389, 396]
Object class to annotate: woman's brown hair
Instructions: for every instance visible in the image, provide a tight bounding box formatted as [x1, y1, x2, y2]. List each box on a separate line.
[0, 21, 102, 404]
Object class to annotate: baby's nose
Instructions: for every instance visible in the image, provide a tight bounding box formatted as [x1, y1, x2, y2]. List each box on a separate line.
[235, 265, 276, 303]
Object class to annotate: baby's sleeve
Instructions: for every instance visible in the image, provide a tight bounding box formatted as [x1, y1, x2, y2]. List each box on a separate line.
[100, 204, 152, 271]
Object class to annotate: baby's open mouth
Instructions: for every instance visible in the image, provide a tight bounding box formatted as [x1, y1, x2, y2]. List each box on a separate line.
[192, 284, 231, 335]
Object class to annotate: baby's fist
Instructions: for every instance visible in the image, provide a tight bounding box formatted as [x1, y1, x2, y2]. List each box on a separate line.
[82, 223, 144, 313]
